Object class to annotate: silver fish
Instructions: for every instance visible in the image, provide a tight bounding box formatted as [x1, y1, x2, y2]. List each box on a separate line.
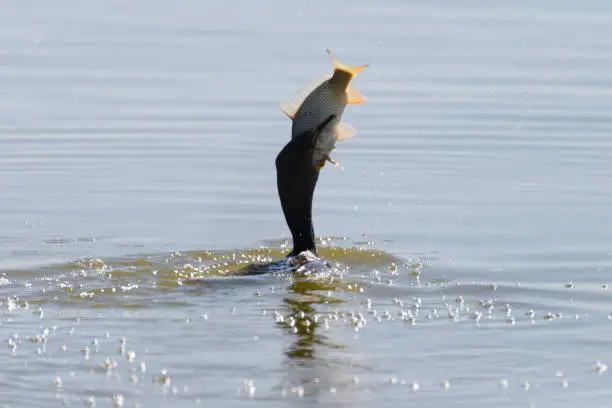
[280, 49, 368, 170]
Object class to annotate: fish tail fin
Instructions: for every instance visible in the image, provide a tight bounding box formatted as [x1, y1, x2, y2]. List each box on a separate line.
[327, 48, 369, 77]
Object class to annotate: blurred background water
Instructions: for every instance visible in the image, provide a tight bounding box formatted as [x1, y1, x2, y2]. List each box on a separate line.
[1, 1, 612, 407]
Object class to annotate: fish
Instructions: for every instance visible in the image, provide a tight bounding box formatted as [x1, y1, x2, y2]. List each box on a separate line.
[280, 49, 368, 170]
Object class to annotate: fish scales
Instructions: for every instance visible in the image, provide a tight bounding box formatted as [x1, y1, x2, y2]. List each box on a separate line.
[280, 49, 368, 169]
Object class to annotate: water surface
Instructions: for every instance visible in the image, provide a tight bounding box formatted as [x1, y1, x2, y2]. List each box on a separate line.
[1, 1, 612, 407]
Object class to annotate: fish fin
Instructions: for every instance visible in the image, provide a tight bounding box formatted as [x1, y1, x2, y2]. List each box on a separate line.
[279, 74, 331, 119]
[346, 85, 367, 105]
[336, 123, 356, 141]
[280, 106, 295, 119]
[326, 156, 343, 169]
[314, 156, 342, 171]
[327, 48, 369, 77]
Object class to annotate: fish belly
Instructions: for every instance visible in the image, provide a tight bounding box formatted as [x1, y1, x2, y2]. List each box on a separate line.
[312, 127, 338, 166]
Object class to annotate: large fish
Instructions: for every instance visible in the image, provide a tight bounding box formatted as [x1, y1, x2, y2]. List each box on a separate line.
[280, 49, 368, 170]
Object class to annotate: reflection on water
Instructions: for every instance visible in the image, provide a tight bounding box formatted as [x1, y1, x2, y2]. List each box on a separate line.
[280, 278, 346, 361]
[277, 267, 375, 402]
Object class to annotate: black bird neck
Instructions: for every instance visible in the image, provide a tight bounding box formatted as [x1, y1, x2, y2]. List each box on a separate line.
[275, 115, 336, 257]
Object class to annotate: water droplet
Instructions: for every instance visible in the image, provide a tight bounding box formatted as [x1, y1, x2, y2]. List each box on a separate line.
[594, 361, 608, 374]
[112, 394, 124, 407]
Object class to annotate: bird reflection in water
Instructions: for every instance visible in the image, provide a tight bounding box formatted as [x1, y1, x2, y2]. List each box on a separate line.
[275, 272, 367, 400]
[278, 275, 345, 360]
